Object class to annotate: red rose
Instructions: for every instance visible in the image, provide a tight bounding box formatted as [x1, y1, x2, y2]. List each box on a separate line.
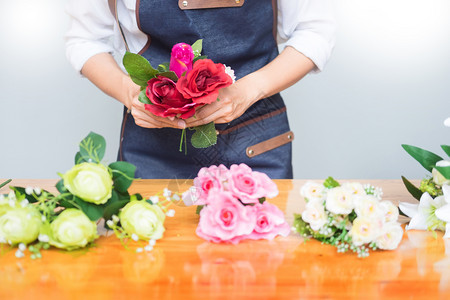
[145, 76, 198, 119]
[176, 59, 233, 104]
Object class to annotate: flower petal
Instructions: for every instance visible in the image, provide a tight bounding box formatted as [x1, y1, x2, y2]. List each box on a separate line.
[435, 204, 450, 223]
[418, 192, 433, 210]
[399, 202, 419, 218]
[444, 223, 450, 239]
[407, 212, 428, 231]
[443, 184, 450, 203]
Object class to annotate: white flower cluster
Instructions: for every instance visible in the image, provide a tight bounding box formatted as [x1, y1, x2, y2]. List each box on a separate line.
[399, 184, 450, 237]
[299, 180, 403, 257]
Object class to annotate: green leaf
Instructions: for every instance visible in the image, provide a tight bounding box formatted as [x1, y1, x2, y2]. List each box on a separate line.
[103, 199, 129, 222]
[155, 71, 178, 82]
[138, 89, 151, 105]
[191, 122, 217, 148]
[109, 161, 136, 193]
[157, 63, 170, 72]
[123, 52, 158, 87]
[196, 205, 205, 215]
[74, 197, 104, 221]
[401, 176, 422, 201]
[441, 145, 450, 157]
[193, 55, 208, 63]
[79, 132, 106, 163]
[74, 151, 87, 165]
[191, 39, 203, 57]
[56, 179, 67, 193]
[323, 177, 340, 189]
[436, 166, 450, 180]
[401, 144, 443, 172]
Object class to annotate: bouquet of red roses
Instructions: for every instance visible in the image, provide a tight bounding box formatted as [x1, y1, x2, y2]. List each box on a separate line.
[123, 40, 234, 151]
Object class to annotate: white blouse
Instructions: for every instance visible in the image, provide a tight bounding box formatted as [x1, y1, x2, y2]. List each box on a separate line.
[65, 0, 336, 74]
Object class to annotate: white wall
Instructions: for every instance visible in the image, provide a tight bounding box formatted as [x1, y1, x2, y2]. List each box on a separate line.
[1, 0, 449, 179]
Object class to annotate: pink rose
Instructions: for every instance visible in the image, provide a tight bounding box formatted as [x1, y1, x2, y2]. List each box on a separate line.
[228, 164, 278, 204]
[196, 191, 256, 244]
[193, 165, 229, 203]
[145, 76, 198, 119]
[169, 43, 194, 78]
[246, 202, 290, 240]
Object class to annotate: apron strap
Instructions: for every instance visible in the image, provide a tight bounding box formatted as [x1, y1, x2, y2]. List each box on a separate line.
[108, 0, 130, 52]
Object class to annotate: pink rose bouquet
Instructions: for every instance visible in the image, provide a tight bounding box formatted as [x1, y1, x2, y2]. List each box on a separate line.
[183, 164, 290, 244]
[123, 40, 234, 151]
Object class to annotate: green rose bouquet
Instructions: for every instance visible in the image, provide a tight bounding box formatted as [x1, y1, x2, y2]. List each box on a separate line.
[1, 132, 174, 258]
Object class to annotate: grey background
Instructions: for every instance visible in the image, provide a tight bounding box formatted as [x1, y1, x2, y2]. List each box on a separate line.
[1, 0, 449, 179]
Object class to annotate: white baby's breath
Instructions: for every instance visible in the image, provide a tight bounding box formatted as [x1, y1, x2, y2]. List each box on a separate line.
[224, 64, 236, 83]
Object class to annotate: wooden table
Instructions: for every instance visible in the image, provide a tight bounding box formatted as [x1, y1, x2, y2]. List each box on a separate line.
[1, 179, 449, 299]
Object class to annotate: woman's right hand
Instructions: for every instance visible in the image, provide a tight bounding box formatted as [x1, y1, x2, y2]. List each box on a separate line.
[127, 90, 186, 129]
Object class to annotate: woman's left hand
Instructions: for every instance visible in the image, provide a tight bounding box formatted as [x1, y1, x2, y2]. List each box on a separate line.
[184, 79, 263, 127]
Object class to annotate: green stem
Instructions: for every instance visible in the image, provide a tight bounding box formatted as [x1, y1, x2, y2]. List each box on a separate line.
[179, 128, 186, 152]
[0, 179, 12, 189]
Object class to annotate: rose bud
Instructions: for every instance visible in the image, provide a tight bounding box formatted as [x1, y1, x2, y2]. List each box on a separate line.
[44, 209, 98, 250]
[119, 200, 166, 241]
[63, 163, 113, 205]
[169, 43, 195, 78]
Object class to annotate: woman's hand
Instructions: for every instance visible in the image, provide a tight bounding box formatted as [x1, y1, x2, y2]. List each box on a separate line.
[184, 76, 263, 127]
[128, 92, 187, 129]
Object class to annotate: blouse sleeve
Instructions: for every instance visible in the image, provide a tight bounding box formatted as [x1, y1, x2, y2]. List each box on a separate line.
[277, 0, 336, 72]
[65, 0, 116, 73]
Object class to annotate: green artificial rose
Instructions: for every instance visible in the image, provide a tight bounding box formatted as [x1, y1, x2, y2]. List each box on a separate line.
[0, 203, 42, 245]
[119, 200, 166, 241]
[45, 209, 98, 250]
[63, 162, 113, 204]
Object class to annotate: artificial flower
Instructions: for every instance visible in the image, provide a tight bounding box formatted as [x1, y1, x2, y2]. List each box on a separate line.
[349, 217, 382, 246]
[444, 117, 450, 127]
[228, 164, 278, 204]
[325, 186, 355, 215]
[169, 42, 194, 78]
[0, 201, 42, 245]
[196, 190, 256, 244]
[432, 160, 450, 186]
[119, 200, 166, 241]
[45, 209, 98, 250]
[145, 76, 198, 119]
[302, 199, 328, 231]
[295, 178, 403, 257]
[63, 162, 113, 205]
[176, 59, 233, 104]
[434, 185, 450, 238]
[246, 202, 290, 240]
[399, 192, 447, 232]
[300, 181, 325, 202]
[376, 222, 404, 250]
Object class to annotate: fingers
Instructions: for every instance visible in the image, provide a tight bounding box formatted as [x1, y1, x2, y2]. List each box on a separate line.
[130, 98, 186, 129]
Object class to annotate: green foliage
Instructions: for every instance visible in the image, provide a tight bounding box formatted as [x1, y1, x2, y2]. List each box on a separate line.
[401, 144, 443, 172]
[436, 166, 450, 180]
[191, 39, 203, 57]
[323, 177, 340, 189]
[123, 52, 158, 87]
[191, 121, 217, 148]
[401, 176, 422, 201]
[196, 205, 205, 215]
[109, 161, 137, 193]
[441, 145, 450, 157]
[138, 89, 151, 105]
[0, 179, 11, 190]
[79, 132, 106, 163]
[155, 71, 178, 82]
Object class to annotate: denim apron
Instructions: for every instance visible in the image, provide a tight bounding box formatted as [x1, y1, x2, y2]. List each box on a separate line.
[119, 0, 293, 179]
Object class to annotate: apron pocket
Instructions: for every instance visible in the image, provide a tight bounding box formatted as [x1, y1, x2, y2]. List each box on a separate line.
[246, 131, 294, 158]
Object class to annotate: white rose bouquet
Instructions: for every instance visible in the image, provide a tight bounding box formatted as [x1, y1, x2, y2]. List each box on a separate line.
[294, 177, 403, 257]
[1, 132, 171, 258]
